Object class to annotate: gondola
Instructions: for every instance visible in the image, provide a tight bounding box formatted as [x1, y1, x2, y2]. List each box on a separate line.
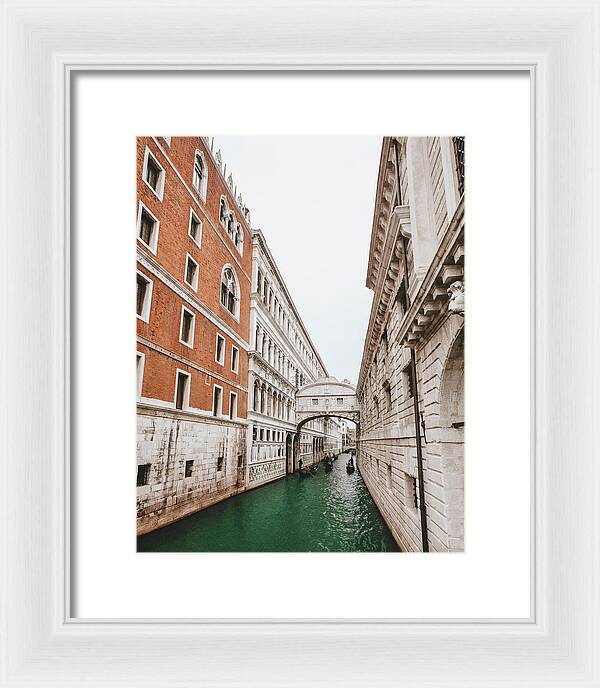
[346, 458, 355, 474]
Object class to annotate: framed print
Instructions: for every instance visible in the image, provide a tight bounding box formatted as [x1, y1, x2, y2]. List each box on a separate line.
[2, 1, 599, 686]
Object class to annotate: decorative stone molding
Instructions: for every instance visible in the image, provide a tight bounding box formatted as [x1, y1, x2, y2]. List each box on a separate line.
[447, 281, 465, 315]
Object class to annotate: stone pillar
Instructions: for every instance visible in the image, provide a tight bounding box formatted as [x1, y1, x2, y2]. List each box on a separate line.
[405, 137, 439, 280]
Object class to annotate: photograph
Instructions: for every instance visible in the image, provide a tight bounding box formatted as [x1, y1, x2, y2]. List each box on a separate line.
[135, 135, 465, 553]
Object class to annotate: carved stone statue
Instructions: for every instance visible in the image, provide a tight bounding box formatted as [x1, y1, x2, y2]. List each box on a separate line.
[447, 281, 465, 315]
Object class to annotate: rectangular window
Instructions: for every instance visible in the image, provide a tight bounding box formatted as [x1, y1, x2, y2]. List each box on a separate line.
[137, 202, 159, 253]
[231, 345, 239, 373]
[215, 333, 225, 365]
[136, 352, 145, 401]
[402, 362, 415, 399]
[404, 473, 418, 509]
[179, 307, 195, 348]
[185, 460, 194, 478]
[217, 455, 224, 472]
[188, 209, 202, 247]
[396, 280, 408, 315]
[136, 271, 152, 322]
[312, 399, 319, 406]
[229, 392, 237, 420]
[184, 254, 199, 291]
[142, 147, 165, 200]
[212, 385, 223, 417]
[137, 463, 151, 487]
[175, 370, 190, 410]
[384, 380, 392, 410]
[337, 397, 344, 406]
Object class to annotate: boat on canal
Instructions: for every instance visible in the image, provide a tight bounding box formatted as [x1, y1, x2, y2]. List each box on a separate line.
[346, 457, 355, 474]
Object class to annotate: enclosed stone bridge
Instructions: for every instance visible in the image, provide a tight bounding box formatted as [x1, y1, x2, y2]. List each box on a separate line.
[287, 377, 360, 472]
[295, 377, 360, 427]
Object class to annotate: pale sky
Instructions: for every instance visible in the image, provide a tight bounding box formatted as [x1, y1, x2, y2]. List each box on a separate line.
[214, 136, 382, 385]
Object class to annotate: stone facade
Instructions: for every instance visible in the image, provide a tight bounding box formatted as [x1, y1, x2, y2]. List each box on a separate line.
[247, 230, 332, 485]
[136, 136, 252, 535]
[357, 136, 465, 553]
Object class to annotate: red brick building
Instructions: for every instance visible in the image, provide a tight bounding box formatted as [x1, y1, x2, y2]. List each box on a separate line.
[136, 136, 252, 535]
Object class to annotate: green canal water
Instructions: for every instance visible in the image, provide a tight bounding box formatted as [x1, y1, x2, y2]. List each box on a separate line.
[137, 452, 399, 552]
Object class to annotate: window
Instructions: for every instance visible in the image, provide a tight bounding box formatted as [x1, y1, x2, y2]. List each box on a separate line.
[136, 352, 145, 401]
[136, 271, 152, 322]
[337, 397, 344, 406]
[453, 136, 465, 197]
[219, 198, 228, 226]
[252, 426, 257, 441]
[404, 473, 418, 510]
[215, 333, 225, 365]
[386, 464, 392, 489]
[229, 392, 237, 420]
[183, 253, 199, 292]
[373, 396, 380, 418]
[402, 362, 415, 399]
[383, 380, 392, 411]
[212, 385, 223, 417]
[175, 370, 190, 410]
[185, 460, 194, 478]
[312, 398, 319, 406]
[192, 150, 207, 198]
[217, 455, 224, 472]
[179, 306, 195, 348]
[188, 209, 202, 246]
[396, 280, 408, 315]
[142, 147, 165, 200]
[231, 345, 239, 373]
[256, 269, 263, 293]
[220, 266, 239, 317]
[137, 202, 159, 253]
[233, 223, 243, 254]
[137, 463, 151, 487]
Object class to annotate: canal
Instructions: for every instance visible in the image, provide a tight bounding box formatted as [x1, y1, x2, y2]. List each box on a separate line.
[137, 452, 399, 552]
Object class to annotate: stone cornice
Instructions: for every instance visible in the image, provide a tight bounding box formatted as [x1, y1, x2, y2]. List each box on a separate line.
[395, 199, 464, 348]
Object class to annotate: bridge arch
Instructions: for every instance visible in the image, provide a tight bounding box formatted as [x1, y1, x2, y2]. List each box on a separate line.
[291, 377, 360, 470]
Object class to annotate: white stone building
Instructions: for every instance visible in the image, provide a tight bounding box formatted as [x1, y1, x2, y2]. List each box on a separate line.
[247, 230, 331, 487]
[357, 136, 464, 553]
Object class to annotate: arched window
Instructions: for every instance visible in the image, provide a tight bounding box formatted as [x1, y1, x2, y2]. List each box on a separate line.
[220, 266, 239, 317]
[253, 380, 260, 411]
[234, 223, 244, 255]
[192, 151, 207, 198]
[219, 198, 228, 226]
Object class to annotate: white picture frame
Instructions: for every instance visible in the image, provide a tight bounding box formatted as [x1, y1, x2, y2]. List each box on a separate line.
[2, 1, 598, 686]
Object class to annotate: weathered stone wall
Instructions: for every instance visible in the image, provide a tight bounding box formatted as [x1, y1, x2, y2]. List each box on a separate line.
[358, 315, 464, 552]
[136, 407, 247, 535]
[357, 136, 464, 553]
